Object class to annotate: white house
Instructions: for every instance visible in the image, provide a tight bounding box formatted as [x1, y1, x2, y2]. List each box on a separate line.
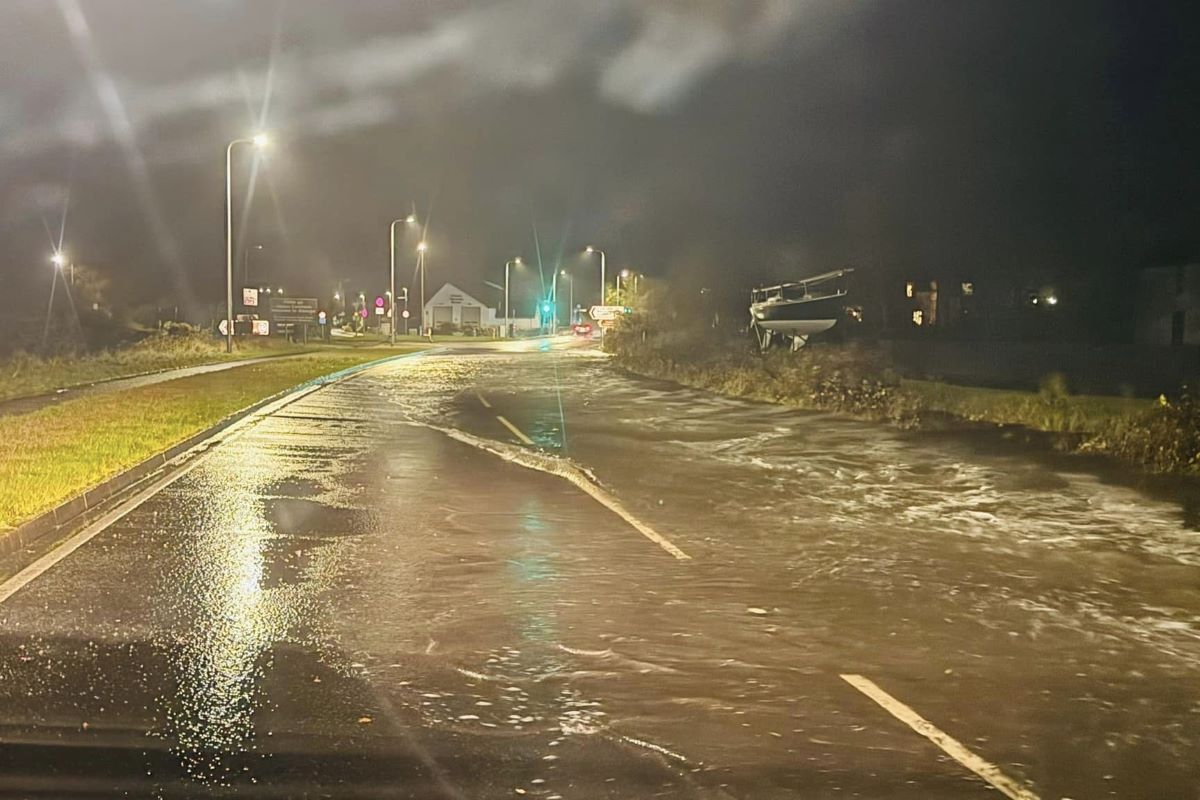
[422, 282, 496, 330]
[423, 282, 539, 333]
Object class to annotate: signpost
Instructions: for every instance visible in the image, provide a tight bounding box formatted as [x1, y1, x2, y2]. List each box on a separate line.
[242, 287, 259, 307]
[270, 297, 318, 344]
[251, 319, 270, 336]
[270, 296, 319, 323]
[588, 305, 632, 321]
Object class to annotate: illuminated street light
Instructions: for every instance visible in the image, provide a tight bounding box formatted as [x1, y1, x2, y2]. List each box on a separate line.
[389, 213, 419, 345]
[416, 241, 429, 336]
[558, 269, 574, 326]
[504, 257, 523, 338]
[50, 250, 74, 284]
[583, 246, 606, 307]
[225, 132, 270, 352]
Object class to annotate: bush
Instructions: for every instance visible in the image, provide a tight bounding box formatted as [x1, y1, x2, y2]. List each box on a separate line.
[1087, 391, 1200, 473]
[605, 319, 917, 424]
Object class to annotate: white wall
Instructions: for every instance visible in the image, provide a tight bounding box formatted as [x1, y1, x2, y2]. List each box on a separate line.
[422, 283, 497, 327]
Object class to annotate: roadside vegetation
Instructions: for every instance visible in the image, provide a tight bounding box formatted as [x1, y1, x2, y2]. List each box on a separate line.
[0, 329, 317, 403]
[603, 288, 1200, 474]
[0, 349, 420, 530]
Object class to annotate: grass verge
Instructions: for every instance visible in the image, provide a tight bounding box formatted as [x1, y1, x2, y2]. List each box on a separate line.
[901, 378, 1150, 433]
[0, 348, 422, 530]
[0, 334, 320, 403]
[604, 321, 1197, 473]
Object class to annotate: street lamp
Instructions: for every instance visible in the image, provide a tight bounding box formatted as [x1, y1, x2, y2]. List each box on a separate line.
[559, 270, 573, 326]
[504, 257, 523, 338]
[584, 245, 605, 307]
[389, 214, 419, 345]
[50, 251, 74, 284]
[416, 241, 428, 337]
[225, 132, 269, 353]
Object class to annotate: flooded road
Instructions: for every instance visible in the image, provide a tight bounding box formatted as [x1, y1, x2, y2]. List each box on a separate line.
[1, 339, 1198, 798]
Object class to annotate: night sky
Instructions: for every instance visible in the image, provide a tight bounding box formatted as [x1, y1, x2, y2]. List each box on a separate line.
[1, 0, 1197, 328]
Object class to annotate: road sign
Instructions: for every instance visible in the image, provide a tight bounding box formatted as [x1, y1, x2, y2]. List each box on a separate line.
[318, 311, 327, 325]
[589, 305, 631, 321]
[251, 319, 270, 336]
[374, 306, 384, 315]
[270, 296, 319, 323]
[401, 309, 411, 319]
[242, 287, 259, 307]
[218, 319, 229, 335]
[375, 296, 385, 308]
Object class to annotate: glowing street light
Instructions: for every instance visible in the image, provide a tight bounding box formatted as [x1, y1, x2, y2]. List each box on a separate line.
[416, 241, 429, 336]
[389, 213, 419, 344]
[504, 256, 523, 337]
[50, 250, 74, 284]
[224, 132, 270, 352]
[583, 245, 606, 306]
[559, 269, 574, 325]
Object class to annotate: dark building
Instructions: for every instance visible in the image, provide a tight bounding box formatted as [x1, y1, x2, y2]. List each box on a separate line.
[1136, 264, 1200, 346]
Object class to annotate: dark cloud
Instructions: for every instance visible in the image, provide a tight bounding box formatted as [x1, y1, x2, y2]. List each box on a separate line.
[0, 0, 1197, 334]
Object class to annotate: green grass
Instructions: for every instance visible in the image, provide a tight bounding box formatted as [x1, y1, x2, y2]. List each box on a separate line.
[0, 349, 423, 530]
[900, 379, 1151, 433]
[0, 335, 321, 403]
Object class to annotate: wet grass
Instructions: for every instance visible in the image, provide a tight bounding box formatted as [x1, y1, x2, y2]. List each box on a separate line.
[0, 349, 422, 530]
[604, 319, 1194, 472]
[0, 334, 320, 403]
[901, 379, 1151, 433]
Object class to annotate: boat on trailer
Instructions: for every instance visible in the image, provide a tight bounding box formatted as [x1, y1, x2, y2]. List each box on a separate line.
[749, 268, 854, 351]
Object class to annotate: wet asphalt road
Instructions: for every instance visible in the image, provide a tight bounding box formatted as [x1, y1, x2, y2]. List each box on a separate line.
[1, 337, 1198, 798]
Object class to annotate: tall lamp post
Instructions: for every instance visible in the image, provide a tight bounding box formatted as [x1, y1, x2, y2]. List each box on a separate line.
[504, 257, 523, 338]
[417, 240, 428, 336]
[389, 214, 417, 345]
[225, 133, 269, 353]
[584, 245, 605, 307]
[559, 270, 573, 325]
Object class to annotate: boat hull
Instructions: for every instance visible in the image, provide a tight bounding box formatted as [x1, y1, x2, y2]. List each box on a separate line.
[750, 293, 845, 335]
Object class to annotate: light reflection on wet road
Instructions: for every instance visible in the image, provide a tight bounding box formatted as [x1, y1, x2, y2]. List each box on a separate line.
[1, 339, 1198, 798]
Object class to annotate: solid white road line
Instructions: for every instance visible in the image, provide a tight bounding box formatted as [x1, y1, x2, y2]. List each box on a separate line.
[0, 385, 322, 605]
[495, 414, 535, 445]
[476, 392, 492, 409]
[840, 674, 1041, 800]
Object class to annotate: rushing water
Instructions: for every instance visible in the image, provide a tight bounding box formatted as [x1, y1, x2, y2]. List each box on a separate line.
[1, 345, 1197, 798]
